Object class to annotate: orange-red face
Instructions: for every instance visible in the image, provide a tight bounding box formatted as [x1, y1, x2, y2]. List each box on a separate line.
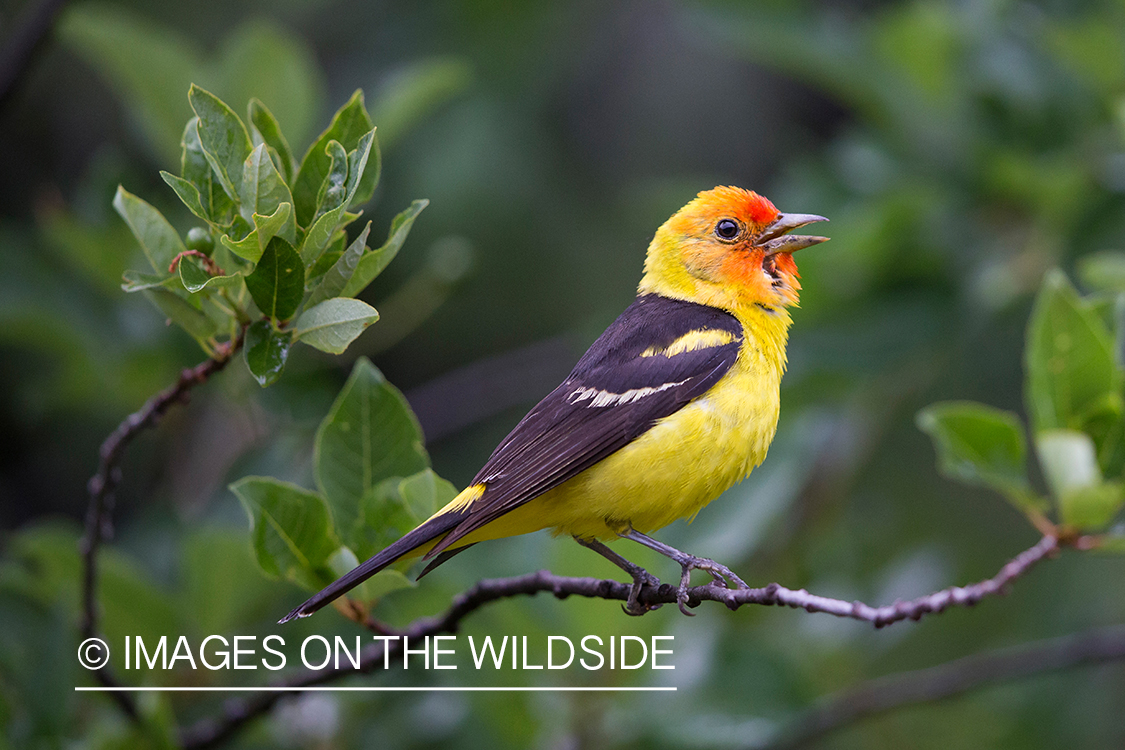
[664, 186, 827, 310]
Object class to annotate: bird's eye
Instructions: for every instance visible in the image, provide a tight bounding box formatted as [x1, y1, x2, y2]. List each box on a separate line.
[715, 219, 740, 240]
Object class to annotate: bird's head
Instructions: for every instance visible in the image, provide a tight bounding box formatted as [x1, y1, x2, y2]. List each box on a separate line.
[640, 186, 828, 314]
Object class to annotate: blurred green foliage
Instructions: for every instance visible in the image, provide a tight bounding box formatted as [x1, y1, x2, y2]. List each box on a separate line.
[919, 268, 1125, 534]
[2, 0, 1125, 749]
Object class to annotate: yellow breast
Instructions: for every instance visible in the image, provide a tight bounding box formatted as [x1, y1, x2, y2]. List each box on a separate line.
[461, 309, 789, 544]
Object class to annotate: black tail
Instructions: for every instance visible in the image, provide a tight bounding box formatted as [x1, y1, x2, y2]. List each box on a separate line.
[278, 512, 464, 623]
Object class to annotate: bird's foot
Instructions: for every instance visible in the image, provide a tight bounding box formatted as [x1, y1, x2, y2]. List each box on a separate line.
[573, 536, 662, 615]
[617, 529, 749, 616]
[673, 554, 749, 616]
[623, 568, 663, 616]
[689, 555, 749, 590]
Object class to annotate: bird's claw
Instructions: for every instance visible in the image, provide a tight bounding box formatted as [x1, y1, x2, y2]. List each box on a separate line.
[676, 564, 695, 616]
[622, 569, 662, 616]
[692, 556, 749, 590]
[673, 554, 748, 616]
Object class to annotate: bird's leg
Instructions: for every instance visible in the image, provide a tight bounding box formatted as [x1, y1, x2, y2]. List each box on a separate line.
[619, 529, 748, 616]
[574, 537, 662, 615]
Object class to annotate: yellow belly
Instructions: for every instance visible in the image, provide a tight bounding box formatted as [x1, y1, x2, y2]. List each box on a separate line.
[451, 336, 783, 545]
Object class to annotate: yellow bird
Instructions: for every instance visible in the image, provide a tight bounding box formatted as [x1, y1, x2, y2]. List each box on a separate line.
[281, 186, 827, 621]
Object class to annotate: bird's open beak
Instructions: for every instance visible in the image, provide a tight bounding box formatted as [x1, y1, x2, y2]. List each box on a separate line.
[758, 213, 829, 256]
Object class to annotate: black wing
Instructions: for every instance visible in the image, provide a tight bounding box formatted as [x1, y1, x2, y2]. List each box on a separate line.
[428, 294, 742, 555]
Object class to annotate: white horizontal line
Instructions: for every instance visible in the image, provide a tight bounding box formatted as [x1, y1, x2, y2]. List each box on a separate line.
[76, 686, 675, 693]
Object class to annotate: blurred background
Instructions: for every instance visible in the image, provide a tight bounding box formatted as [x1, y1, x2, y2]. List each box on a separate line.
[2, 0, 1124, 747]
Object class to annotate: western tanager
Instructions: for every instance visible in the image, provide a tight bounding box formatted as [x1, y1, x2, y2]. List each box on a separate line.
[281, 186, 827, 621]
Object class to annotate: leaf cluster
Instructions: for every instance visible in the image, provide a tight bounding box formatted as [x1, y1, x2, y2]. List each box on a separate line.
[919, 267, 1125, 547]
[115, 86, 428, 385]
[232, 358, 458, 604]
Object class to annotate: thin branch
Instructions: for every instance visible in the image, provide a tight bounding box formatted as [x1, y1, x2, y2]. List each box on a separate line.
[766, 623, 1125, 749]
[180, 534, 1062, 749]
[726, 534, 1060, 628]
[80, 337, 240, 717]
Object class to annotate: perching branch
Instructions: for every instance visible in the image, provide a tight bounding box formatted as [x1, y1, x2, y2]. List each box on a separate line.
[723, 533, 1060, 628]
[80, 337, 240, 718]
[765, 622, 1125, 749]
[180, 533, 1065, 749]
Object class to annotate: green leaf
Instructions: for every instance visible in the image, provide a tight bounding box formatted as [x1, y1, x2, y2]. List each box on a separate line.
[293, 90, 373, 226]
[1036, 429, 1102, 498]
[348, 469, 457, 562]
[244, 237, 305, 321]
[1084, 402, 1125, 479]
[299, 204, 349, 267]
[346, 128, 379, 210]
[248, 98, 296, 184]
[916, 401, 1043, 512]
[177, 257, 242, 294]
[188, 85, 253, 201]
[231, 477, 339, 590]
[304, 129, 374, 222]
[113, 186, 187, 273]
[315, 140, 349, 219]
[251, 202, 293, 256]
[307, 231, 348, 284]
[178, 256, 211, 292]
[196, 273, 243, 293]
[350, 479, 425, 562]
[305, 222, 372, 307]
[220, 202, 294, 264]
[160, 171, 208, 223]
[122, 270, 178, 293]
[314, 358, 430, 527]
[180, 117, 234, 225]
[1033, 429, 1124, 528]
[1059, 482, 1125, 530]
[326, 546, 414, 601]
[1035, 431, 1125, 530]
[240, 144, 295, 243]
[141, 288, 218, 342]
[243, 319, 291, 387]
[1026, 269, 1123, 431]
[399, 468, 458, 521]
[294, 298, 379, 354]
[342, 199, 428, 297]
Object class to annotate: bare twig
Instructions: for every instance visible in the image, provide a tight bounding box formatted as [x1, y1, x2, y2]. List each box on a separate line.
[766, 623, 1125, 749]
[728, 534, 1060, 628]
[80, 338, 240, 717]
[180, 535, 1062, 749]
